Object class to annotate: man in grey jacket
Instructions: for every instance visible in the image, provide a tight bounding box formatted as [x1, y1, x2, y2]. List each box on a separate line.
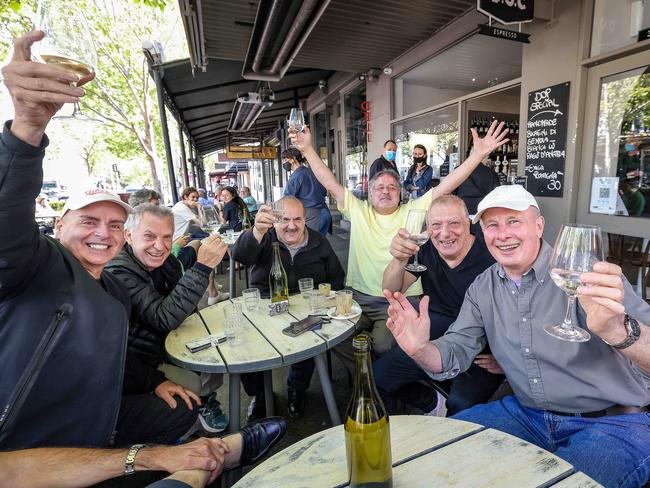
[107, 203, 230, 435]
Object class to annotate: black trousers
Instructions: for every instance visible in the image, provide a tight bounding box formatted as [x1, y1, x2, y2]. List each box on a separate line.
[373, 345, 504, 416]
[114, 394, 198, 446]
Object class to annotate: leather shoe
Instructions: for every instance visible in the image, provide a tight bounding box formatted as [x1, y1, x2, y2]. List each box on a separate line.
[287, 385, 305, 418]
[246, 396, 266, 422]
[239, 416, 287, 466]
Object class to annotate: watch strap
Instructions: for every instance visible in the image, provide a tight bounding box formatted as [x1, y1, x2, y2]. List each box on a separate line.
[604, 315, 641, 350]
[124, 444, 146, 475]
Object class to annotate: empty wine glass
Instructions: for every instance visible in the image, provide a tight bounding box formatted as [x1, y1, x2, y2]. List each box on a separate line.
[288, 108, 305, 147]
[33, 0, 97, 120]
[201, 206, 219, 233]
[544, 224, 604, 342]
[404, 208, 429, 272]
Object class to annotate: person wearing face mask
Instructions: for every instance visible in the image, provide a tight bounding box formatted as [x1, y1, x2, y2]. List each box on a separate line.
[369, 139, 398, 182]
[403, 144, 433, 199]
[281, 147, 331, 234]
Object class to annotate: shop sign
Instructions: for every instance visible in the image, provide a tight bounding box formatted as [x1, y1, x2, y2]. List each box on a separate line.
[226, 145, 277, 160]
[361, 100, 371, 143]
[478, 24, 530, 43]
[524, 82, 570, 198]
[477, 0, 534, 25]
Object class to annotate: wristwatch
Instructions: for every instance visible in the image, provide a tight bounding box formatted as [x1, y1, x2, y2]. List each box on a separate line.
[124, 444, 147, 475]
[602, 315, 641, 350]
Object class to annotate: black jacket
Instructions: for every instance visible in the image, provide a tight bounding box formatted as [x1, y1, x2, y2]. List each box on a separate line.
[0, 122, 129, 449]
[233, 227, 345, 295]
[455, 163, 501, 215]
[369, 156, 398, 182]
[106, 245, 211, 393]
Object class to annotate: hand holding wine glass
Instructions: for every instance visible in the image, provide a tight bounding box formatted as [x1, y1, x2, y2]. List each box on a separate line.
[403, 208, 429, 272]
[544, 224, 604, 342]
[288, 108, 305, 148]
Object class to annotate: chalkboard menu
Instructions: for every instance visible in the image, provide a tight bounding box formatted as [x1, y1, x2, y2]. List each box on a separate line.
[524, 82, 570, 197]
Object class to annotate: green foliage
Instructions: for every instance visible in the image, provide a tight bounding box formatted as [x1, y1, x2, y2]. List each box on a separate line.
[132, 0, 167, 10]
[48, 201, 65, 211]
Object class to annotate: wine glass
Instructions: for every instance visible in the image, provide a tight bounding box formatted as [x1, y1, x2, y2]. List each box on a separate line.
[288, 108, 305, 147]
[201, 206, 219, 234]
[544, 224, 604, 342]
[404, 209, 429, 272]
[32, 0, 97, 120]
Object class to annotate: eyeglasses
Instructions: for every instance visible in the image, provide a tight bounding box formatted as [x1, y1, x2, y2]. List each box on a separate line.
[280, 217, 305, 225]
[372, 185, 399, 193]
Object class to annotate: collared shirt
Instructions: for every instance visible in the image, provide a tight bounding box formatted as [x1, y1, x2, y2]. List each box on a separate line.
[430, 240, 650, 412]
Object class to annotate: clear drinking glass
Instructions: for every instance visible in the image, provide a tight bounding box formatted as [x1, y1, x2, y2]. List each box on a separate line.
[544, 224, 604, 342]
[335, 290, 354, 316]
[288, 108, 305, 147]
[242, 288, 260, 312]
[404, 209, 429, 272]
[222, 302, 243, 345]
[33, 0, 97, 120]
[298, 278, 314, 298]
[202, 206, 219, 234]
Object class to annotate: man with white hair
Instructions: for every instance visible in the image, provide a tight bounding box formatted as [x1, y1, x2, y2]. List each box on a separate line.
[385, 185, 650, 487]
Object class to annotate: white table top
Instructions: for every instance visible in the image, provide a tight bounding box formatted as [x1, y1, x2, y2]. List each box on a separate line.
[233, 415, 602, 488]
[165, 294, 357, 374]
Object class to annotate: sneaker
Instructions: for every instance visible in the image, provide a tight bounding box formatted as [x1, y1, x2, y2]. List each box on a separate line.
[207, 292, 230, 306]
[287, 385, 305, 418]
[198, 394, 229, 433]
[424, 390, 447, 417]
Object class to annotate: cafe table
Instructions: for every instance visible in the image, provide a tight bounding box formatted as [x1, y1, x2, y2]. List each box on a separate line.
[232, 415, 602, 488]
[165, 293, 359, 433]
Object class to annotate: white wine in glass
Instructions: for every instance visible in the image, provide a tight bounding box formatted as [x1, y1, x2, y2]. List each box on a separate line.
[544, 224, 604, 342]
[404, 208, 429, 272]
[33, 0, 97, 119]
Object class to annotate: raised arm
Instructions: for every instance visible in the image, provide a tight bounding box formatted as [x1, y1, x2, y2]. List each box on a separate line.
[431, 120, 509, 198]
[290, 127, 345, 203]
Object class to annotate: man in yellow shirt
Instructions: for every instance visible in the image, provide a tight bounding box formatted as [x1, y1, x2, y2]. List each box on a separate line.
[290, 123, 508, 369]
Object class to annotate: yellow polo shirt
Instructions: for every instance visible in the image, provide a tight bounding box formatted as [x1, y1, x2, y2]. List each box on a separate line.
[340, 189, 433, 297]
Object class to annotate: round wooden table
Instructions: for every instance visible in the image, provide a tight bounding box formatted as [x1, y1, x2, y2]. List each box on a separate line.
[232, 415, 602, 488]
[165, 293, 358, 433]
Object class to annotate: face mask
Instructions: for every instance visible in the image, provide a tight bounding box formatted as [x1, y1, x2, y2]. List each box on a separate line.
[625, 143, 636, 152]
[413, 156, 426, 164]
[282, 161, 292, 172]
[385, 150, 396, 161]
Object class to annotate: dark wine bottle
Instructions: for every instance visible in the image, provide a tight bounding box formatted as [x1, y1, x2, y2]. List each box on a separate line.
[345, 335, 393, 488]
[269, 242, 288, 303]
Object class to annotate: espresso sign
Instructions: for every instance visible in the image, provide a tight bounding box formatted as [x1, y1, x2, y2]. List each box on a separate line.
[524, 82, 570, 198]
[477, 0, 534, 25]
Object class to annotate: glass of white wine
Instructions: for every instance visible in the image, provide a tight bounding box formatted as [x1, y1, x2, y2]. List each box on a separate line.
[288, 108, 305, 147]
[404, 208, 429, 272]
[544, 224, 604, 342]
[33, 0, 97, 119]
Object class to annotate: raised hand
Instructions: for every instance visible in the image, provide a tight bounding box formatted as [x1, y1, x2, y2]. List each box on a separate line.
[384, 290, 431, 358]
[471, 120, 509, 159]
[2, 31, 94, 143]
[253, 205, 275, 234]
[390, 228, 420, 262]
[197, 235, 228, 268]
[289, 125, 313, 153]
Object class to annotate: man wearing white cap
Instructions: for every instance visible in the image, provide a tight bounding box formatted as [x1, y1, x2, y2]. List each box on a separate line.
[0, 31, 287, 487]
[384, 184, 650, 487]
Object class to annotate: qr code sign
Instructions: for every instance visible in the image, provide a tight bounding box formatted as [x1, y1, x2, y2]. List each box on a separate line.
[599, 187, 610, 198]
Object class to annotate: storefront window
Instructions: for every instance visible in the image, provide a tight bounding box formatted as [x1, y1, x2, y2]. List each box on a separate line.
[590, 65, 650, 218]
[344, 84, 367, 191]
[591, 0, 650, 57]
[393, 34, 522, 118]
[312, 111, 329, 167]
[392, 104, 459, 181]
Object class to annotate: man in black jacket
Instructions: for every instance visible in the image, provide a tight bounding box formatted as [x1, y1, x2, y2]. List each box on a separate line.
[368, 139, 399, 182]
[0, 31, 286, 487]
[107, 203, 230, 434]
[233, 196, 345, 419]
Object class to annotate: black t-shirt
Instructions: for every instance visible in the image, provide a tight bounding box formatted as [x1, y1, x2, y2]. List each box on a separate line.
[408, 236, 495, 339]
[222, 201, 243, 231]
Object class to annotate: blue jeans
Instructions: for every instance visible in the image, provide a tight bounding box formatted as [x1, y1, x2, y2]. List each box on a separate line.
[453, 395, 650, 487]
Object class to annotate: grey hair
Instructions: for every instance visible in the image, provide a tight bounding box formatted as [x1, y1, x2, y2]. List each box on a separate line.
[368, 169, 402, 199]
[125, 203, 173, 232]
[277, 195, 306, 217]
[128, 189, 161, 208]
[429, 194, 469, 220]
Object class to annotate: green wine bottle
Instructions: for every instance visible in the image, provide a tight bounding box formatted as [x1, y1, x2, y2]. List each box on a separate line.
[345, 335, 393, 488]
[269, 241, 289, 303]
